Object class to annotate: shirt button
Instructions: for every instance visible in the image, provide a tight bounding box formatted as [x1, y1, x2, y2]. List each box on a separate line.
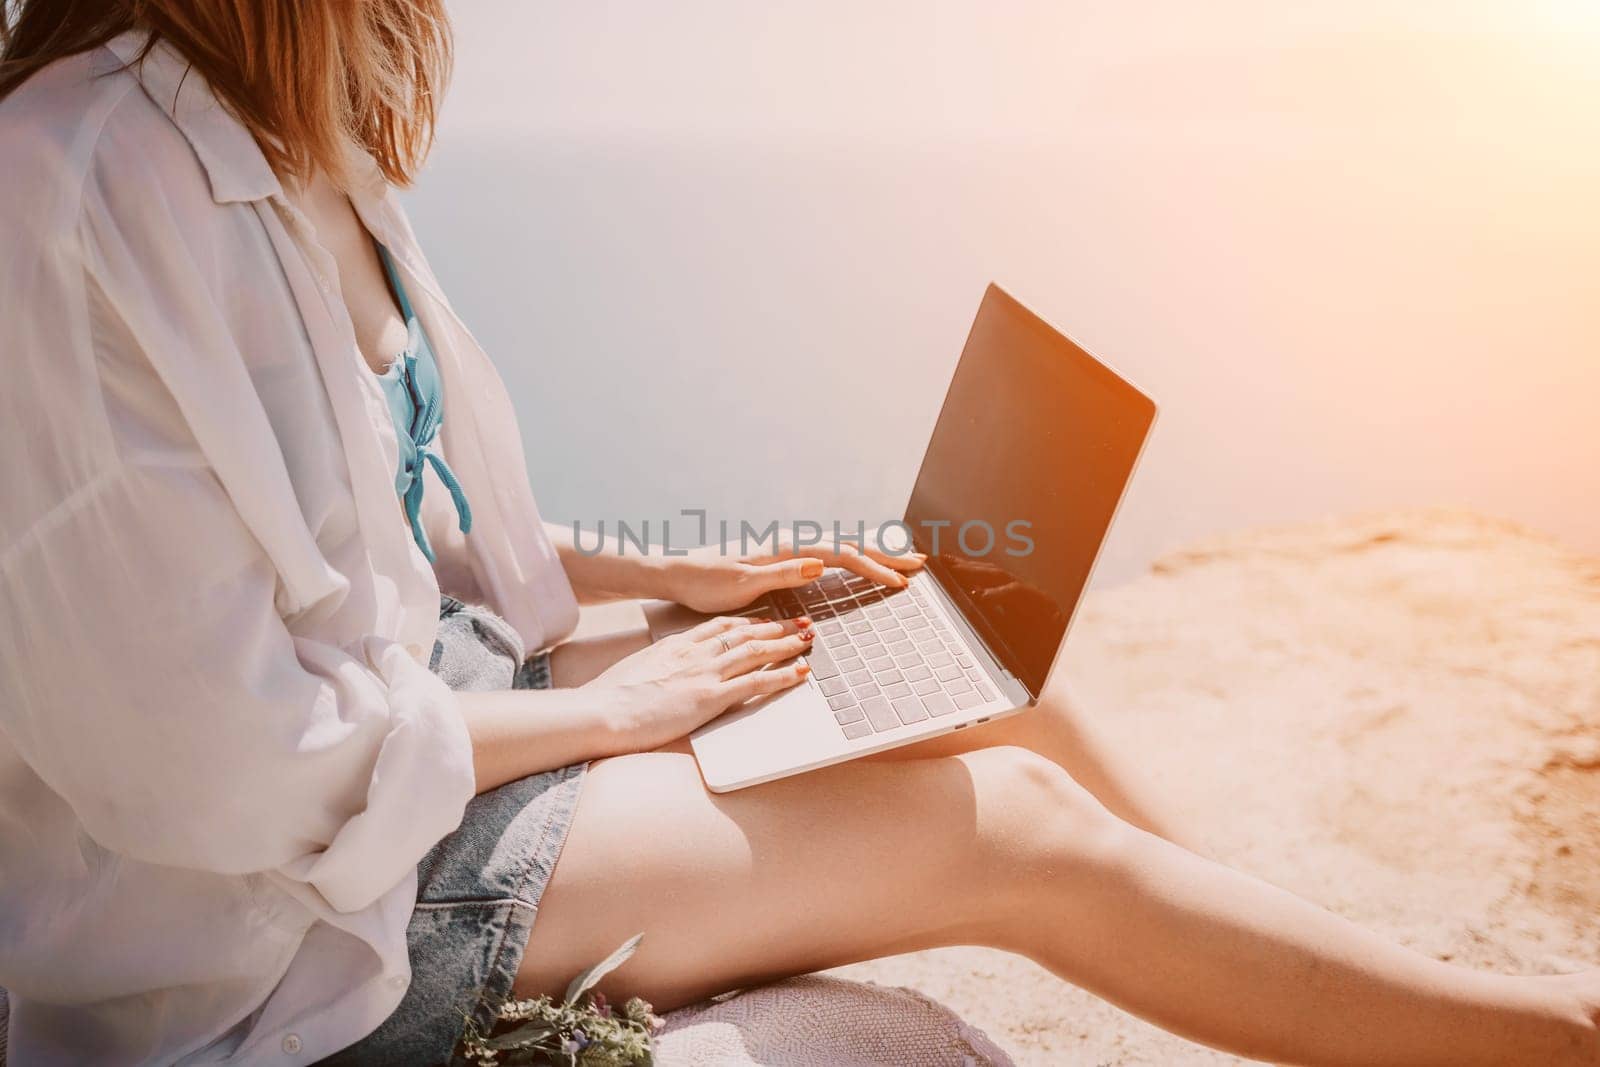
[281, 1033, 303, 1055]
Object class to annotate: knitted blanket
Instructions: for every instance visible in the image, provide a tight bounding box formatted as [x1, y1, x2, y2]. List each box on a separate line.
[0, 978, 1014, 1066]
[657, 976, 1014, 1066]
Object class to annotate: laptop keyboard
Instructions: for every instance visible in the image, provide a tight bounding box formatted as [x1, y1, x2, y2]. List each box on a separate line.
[760, 570, 999, 741]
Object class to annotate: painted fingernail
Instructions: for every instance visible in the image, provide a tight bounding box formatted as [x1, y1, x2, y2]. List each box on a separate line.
[800, 628, 814, 641]
[800, 560, 825, 579]
[796, 664, 811, 677]
[795, 615, 812, 626]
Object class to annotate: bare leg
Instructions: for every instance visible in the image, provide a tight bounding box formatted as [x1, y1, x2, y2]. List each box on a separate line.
[549, 608, 1196, 847]
[521, 745, 1598, 1067]
[872, 676, 1200, 849]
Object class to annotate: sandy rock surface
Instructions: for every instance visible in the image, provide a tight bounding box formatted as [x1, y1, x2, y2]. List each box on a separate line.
[834, 511, 1600, 1065]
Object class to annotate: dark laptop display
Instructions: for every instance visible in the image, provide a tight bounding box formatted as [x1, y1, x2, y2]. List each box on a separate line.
[904, 285, 1156, 697]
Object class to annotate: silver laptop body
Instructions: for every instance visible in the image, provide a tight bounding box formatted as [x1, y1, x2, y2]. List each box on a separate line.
[648, 284, 1158, 791]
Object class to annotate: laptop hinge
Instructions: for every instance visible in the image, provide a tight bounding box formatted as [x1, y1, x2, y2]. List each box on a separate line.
[914, 569, 1035, 708]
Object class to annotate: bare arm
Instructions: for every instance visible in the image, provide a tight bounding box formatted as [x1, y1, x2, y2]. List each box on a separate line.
[544, 521, 671, 605]
[457, 687, 631, 793]
[544, 520, 924, 612]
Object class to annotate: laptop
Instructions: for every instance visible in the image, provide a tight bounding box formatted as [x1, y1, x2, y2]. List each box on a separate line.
[645, 284, 1157, 792]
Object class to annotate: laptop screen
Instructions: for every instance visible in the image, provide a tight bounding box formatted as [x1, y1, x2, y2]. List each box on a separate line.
[903, 285, 1156, 698]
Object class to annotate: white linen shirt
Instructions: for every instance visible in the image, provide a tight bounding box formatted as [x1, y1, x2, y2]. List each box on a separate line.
[0, 32, 579, 1066]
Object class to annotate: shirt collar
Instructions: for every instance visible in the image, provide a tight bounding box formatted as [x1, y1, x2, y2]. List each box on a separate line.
[104, 31, 280, 204]
[103, 30, 392, 214]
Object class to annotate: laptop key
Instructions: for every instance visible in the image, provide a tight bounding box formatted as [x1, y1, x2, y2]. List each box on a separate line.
[805, 644, 840, 680]
[822, 632, 851, 649]
[837, 655, 864, 673]
[834, 705, 865, 725]
[893, 652, 921, 668]
[873, 668, 903, 684]
[886, 640, 915, 656]
[934, 665, 962, 683]
[818, 676, 849, 696]
[852, 682, 881, 700]
[903, 664, 932, 682]
[946, 677, 973, 696]
[952, 689, 982, 711]
[927, 651, 954, 667]
[885, 681, 913, 699]
[892, 696, 929, 724]
[845, 669, 873, 687]
[841, 720, 873, 740]
[912, 678, 941, 697]
[923, 692, 957, 716]
[826, 691, 858, 710]
[976, 682, 996, 701]
[860, 696, 898, 732]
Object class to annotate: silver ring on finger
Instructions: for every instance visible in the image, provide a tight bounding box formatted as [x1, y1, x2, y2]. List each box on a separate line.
[716, 634, 731, 655]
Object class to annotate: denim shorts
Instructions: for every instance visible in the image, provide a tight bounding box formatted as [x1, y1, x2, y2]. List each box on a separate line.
[320, 597, 587, 1065]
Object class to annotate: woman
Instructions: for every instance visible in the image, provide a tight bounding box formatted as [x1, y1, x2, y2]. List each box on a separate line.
[0, 4, 1593, 1065]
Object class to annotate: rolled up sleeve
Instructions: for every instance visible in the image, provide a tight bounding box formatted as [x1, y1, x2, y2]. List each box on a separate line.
[0, 455, 475, 914]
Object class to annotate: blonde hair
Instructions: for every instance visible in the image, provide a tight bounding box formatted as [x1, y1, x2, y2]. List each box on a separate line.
[0, 0, 452, 189]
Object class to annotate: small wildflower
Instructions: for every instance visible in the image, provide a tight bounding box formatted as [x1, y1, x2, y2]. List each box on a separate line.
[456, 935, 655, 1066]
[622, 997, 665, 1033]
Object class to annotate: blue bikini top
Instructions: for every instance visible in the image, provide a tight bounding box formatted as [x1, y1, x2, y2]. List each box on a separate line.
[375, 244, 471, 563]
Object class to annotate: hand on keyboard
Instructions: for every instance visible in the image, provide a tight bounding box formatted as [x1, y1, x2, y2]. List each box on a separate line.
[656, 537, 926, 614]
[760, 570, 999, 741]
[582, 615, 816, 751]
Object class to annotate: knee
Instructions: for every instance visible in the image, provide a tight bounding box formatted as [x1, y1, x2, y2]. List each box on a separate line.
[963, 745, 1132, 888]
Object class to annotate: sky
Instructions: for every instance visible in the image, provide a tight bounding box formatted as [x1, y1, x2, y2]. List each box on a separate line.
[405, 1, 1600, 585]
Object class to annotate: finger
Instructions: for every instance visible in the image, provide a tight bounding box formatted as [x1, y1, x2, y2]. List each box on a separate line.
[682, 615, 756, 642]
[696, 619, 810, 661]
[798, 543, 907, 589]
[716, 618, 807, 650]
[739, 558, 827, 598]
[716, 632, 815, 680]
[741, 537, 923, 572]
[723, 660, 811, 703]
[859, 543, 927, 573]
